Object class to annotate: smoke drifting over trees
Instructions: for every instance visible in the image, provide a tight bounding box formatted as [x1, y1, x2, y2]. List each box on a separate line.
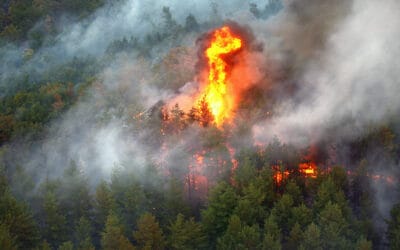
[1, 0, 400, 249]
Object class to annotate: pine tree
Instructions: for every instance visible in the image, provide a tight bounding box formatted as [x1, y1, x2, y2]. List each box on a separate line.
[168, 214, 206, 250]
[94, 180, 114, 229]
[355, 237, 372, 250]
[318, 202, 350, 249]
[0, 176, 39, 249]
[101, 213, 134, 250]
[164, 178, 190, 221]
[287, 223, 303, 250]
[75, 217, 94, 250]
[289, 204, 312, 229]
[387, 204, 400, 250]
[133, 212, 165, 250]
[299, 223, 322, 250]
[262, 214, 282, 250]
[60, 161, 93, 229]
[234, 156, 257, 190]
[201, 182, 238, 244]
[233, 183, 266, 225]
[314, 177, 350, 219]
[58, 241, 74, 250]
[270, 194, 294, 235]
[42, 191, 68, 248]
[0, 223, 17, 250]
[216, 215, 242, 249]
[170, 103, 186, 132]
[198, 96, 214, 127]
[39, 240, 52, 250]
[217, 215, 261, 250]
[185, 14, 199, 32]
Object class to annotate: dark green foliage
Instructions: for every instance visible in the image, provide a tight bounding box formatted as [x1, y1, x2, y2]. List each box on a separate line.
[101, 212, 134, 250]
[0, 81, 80, 145]
[262, 214, 282, 250]
[0, 177, 38, 249]
[249, 0, 283, 20]
[299, 223, 322, 250]
[317, 202, 351, 249]
[217, 215, 261, 250]
[41, 191, 68, 248]
[133, 212, 165, 250]
[58, 241, 74, 250]
[233, 182, 267, 225]
[388, 204, 400, 250]
[0, 5, 398, 247]
[60, 162, 93, 231]
[201, 182, 238, 245]
[0, 223, 17, 250]
[185, 14, 199, 32]
[234, 156, 257, 190]
[168, 214, 206, 250]
[314, 177, 350, 218]
[94, 180, 114, 231]
[75, 217, 94, 250]
[0, 144, 391, 249]
[355, 237, 372, 250]
[287, 223, 303, 250]
[0, 0, 105, 41]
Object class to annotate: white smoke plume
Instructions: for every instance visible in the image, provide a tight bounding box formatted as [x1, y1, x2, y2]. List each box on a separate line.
[253, 0, 400, 146]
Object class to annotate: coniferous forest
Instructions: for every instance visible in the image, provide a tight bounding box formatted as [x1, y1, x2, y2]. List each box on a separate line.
[1, 1, 400, 249]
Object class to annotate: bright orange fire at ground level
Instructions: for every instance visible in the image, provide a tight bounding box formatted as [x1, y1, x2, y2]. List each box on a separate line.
[273, 167, 290, 185]
[299, 162, 318, 178]
[273, 162, 318, 185]
[197, 26, 242, 126]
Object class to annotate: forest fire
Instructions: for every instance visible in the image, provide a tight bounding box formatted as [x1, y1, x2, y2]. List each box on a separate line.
[197, 26, 243, 126]
[273, 167, 290, 185]
[273, 162, 318, 185]
[299, 162, 318, 178]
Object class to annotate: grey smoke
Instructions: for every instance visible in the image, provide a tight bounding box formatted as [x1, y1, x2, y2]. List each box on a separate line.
[3, 0, 400, 229]
[252, 0, 400, 230]
[253, 0, 400, 146]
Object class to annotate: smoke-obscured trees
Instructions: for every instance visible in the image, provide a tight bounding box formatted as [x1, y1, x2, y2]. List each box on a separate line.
[101, 213, 134, 250]
[0, 175, 38, 249]
[387, 204, 400, 250]
[133, 212, 165, 250]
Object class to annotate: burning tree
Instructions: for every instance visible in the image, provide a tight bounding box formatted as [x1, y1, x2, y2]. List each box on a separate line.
[196, 25, 243, 127]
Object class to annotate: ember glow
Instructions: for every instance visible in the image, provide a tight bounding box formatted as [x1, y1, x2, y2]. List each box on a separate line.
[198, 26, 242, 126]
[272, 165, 290, 185]
[299, 162, 318, 178]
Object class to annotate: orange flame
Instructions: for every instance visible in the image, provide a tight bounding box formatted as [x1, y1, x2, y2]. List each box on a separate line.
[274, 171, 290, 185]
[272, 165, 289, 185]
[299, 162, 318, 178]
[199, 26, 242, 126]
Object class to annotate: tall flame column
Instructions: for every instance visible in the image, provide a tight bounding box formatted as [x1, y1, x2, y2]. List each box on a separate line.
[200, 26, 242, 126]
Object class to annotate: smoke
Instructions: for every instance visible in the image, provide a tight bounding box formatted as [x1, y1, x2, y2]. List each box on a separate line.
[0, 0, 266, 95]
[253, 0, 400, 146]
[2, 0, 400, 234]
[0, 0, 268, 189]
[252, 0, 400, 229]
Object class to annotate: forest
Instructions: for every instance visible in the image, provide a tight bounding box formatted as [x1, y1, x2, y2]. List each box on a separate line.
[1, 0, 400, 249]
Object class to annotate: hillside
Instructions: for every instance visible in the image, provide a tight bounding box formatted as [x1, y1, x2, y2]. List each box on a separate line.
[1, 1, 400, 249]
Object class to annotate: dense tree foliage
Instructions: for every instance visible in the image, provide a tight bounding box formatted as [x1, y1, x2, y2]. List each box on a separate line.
[0, 1, 399, 249]
[0, 0, 105, 42]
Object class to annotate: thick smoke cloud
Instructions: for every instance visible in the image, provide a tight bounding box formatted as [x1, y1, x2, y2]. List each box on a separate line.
[254, 0, 400, 146]
[3, 0, 400, 225]
[1, 0, 266, 187]
[0, 0, 266, 94]
[253, 0, 400, 225]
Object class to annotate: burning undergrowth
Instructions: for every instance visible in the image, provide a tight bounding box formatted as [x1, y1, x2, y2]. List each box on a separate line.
[145, 16, 400, 227]
[2, 1, 400, 247]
